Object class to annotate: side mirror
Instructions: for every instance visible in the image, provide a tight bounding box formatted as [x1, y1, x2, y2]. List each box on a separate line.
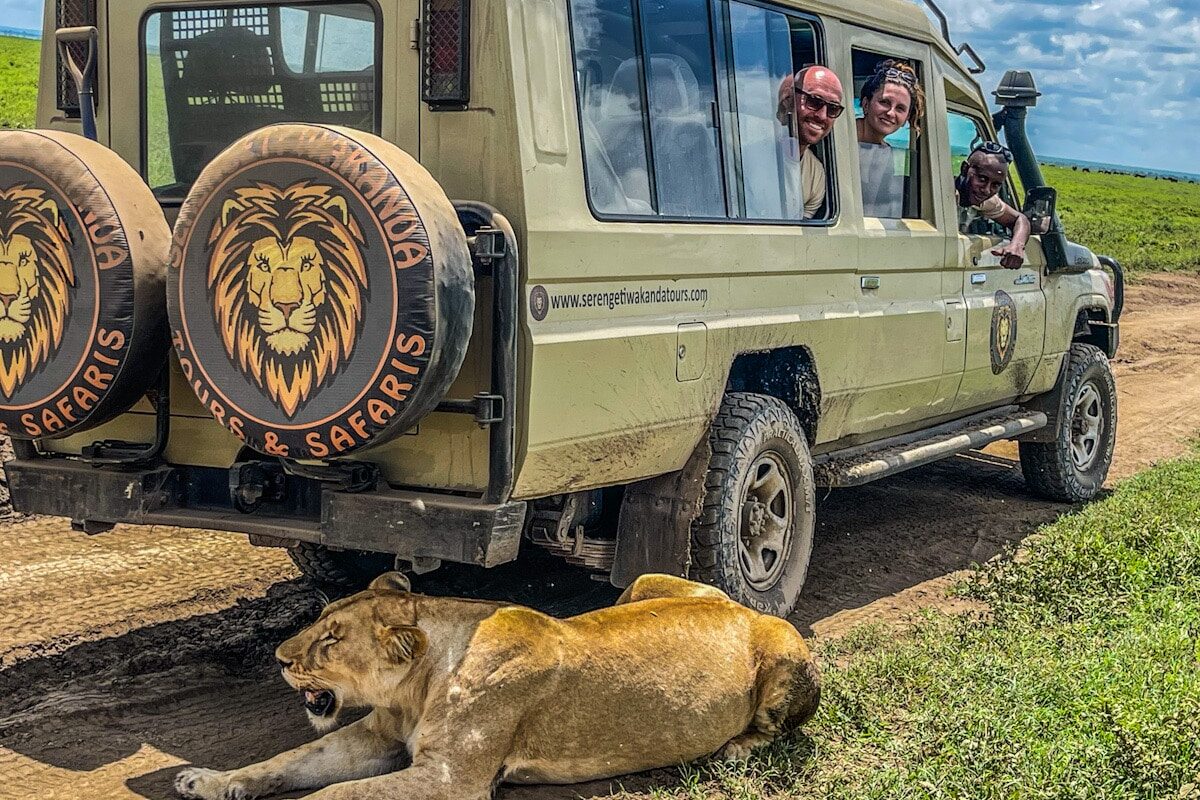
[1023, 185, 1056, 236]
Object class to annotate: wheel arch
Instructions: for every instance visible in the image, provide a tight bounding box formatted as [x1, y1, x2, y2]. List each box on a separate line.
[725, 346, 822, 445]
[610, 347, 822, 592]
[1071, 302, 1118, 358]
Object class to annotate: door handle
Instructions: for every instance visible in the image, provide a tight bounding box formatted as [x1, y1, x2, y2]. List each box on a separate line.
[860, 276, 881, 290]
[971, 272, 987, 285]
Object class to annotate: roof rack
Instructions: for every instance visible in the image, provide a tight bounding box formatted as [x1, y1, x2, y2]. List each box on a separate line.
[918, 0, 987, 75]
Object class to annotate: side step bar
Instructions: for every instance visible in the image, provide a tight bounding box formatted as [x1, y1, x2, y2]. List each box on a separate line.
[814, 406, 1047, 488]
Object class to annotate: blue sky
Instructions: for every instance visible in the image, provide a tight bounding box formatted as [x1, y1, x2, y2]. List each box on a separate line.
[3, 0, 1197, 174]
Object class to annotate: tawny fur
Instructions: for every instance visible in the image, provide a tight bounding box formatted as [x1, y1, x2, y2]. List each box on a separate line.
[174, 573, 820, 800]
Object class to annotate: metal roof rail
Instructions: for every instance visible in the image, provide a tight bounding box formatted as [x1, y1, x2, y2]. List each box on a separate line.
[918, 0, 987, 74]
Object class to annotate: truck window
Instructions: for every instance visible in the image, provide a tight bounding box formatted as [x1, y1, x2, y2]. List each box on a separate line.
[569, 0, 829, 222]
[727, 3, 826, 221]
[852, 49, 925, 220]
[640, 0, 726, 217]
[947, 109, 1018, 234]
[570, 0, 655, 215]
[143, 3, 379, 201]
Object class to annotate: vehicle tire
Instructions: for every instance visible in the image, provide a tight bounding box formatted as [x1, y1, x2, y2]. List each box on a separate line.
[288, 543, 394, 595]
[690, 393, 815, 618]
[1019, 343, 1116, 502]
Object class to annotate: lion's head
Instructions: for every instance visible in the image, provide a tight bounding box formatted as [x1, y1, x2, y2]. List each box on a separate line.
[275, 573, 427, 733]
[208, 181, 368, 418]
[0, 186, 74, 399]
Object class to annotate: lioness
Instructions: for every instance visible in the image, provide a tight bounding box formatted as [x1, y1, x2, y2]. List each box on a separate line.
[175, 573, 820, 800]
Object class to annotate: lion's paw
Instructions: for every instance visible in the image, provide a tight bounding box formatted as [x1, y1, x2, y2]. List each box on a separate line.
[717, 732, 774, 762]
[174, 767, 253, 800]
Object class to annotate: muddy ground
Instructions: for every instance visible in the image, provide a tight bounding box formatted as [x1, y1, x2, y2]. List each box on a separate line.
[1, 273, 1197, 800]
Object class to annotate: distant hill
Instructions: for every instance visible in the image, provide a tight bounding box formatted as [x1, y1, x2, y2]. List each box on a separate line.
[0, 27, 38, 40]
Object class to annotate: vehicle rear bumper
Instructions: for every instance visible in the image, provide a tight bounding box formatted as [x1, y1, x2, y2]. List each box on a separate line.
[6, 457, 525, 568]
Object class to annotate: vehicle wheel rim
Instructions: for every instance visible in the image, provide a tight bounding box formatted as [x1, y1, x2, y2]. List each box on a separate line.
[738, 451, 794, 591]
[1070, 382, 1105, 471]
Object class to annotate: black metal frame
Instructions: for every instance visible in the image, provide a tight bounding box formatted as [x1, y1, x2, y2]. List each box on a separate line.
[55, 0, 97, 117]
[421, 0, 471, 110]
[7, 201, 523, 566]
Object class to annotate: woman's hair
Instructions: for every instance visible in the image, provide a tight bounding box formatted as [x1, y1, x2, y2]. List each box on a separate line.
[859, 59, 925, 139]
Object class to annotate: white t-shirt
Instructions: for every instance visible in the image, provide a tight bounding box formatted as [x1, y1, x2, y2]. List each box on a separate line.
[780, 141, 827, 220]
[858, 142, 907, 219]
[957, 191, 1007, 230]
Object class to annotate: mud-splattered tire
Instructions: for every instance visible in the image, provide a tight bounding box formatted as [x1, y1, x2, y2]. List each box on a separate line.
[690, 393, 815, 618]
[288, 543, 394, 595]
[1020, 343, 1116, 502]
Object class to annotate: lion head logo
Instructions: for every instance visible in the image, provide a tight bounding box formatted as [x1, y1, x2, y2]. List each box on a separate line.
[991, 290, 1018, 375]
[0, 185, 75, 399]
[208, 181, 369, 418]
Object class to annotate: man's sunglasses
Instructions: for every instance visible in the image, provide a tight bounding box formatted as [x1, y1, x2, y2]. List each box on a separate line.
[797, 90, 845, 120]
[972, 141, 1014, 163]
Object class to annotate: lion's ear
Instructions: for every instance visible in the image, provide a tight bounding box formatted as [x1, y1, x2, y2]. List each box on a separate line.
[221, 198, 246, 227]
[37, 199, 60, 228]
[379, 625, 427, 663]
[369, 571, 411, 595]
[321, 195, 351, 226]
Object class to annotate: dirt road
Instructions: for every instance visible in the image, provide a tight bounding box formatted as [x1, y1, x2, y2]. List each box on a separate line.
[1, 274, 1197, 800]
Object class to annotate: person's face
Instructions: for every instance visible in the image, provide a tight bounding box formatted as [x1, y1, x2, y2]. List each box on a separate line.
[961, 154, 1007, 206]
[863, 83, 911, 140]
[793, 71, 844, 147]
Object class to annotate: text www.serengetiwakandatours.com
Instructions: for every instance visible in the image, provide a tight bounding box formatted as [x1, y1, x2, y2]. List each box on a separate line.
[548, 286, 709, 312]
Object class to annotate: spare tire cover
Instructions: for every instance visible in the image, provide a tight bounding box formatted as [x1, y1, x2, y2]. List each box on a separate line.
[168, 124, 475, 459]
[0, 130, 169, 439]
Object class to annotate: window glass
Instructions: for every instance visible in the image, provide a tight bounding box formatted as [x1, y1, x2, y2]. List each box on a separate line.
[144, 3, 378, 199]
[726, 3, 827, 221]
[569, 0, 654, 215]
[640, 0, 725, 217]
[853, 49, 923, 219]
[948, 111, 984, 173]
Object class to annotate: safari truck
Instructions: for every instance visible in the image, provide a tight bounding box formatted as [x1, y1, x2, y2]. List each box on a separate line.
[1, 0, 1122, 616]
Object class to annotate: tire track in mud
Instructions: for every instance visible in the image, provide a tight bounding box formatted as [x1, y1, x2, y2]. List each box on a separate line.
[2, 274, 1199, 798]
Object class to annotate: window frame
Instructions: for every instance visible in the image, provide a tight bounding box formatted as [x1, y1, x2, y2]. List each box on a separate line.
[565, 0, 837, 227]
[946, 104, 1023, 235]
[849, 45, 929, 223]
[138, 0, 385, 206]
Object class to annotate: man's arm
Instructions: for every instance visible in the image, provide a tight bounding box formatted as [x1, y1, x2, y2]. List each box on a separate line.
[988, 199, 1031, 270]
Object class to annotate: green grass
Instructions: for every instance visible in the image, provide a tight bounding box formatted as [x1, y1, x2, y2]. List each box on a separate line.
[616, 455, 1200, 799]
[1047, 163, 1200, 275]
[0, 36, 38, 130]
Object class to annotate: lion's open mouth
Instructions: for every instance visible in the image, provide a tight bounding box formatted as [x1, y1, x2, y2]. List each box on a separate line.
[302, 689, 336, 717]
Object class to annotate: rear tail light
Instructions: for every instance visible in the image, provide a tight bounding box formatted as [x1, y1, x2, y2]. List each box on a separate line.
[56, 0, 97, 116]
[422, 0, 470, 110]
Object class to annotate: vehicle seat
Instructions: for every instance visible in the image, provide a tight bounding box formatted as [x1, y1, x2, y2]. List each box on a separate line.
[171, 26, 290, 182]
[598, 55, 724, 217]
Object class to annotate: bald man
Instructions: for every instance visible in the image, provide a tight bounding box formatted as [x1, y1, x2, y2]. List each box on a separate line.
[776, 66, 845, 219]
[956, 143, 1031, 269]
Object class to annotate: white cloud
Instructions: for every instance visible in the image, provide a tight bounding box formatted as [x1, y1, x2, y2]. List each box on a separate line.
[916, 0, 1200, 174]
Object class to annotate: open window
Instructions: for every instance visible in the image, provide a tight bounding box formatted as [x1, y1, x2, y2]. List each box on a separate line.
[851, 49, 925, 220]
[723, 3, 831, 221]
[947, 109, 1020, 235]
